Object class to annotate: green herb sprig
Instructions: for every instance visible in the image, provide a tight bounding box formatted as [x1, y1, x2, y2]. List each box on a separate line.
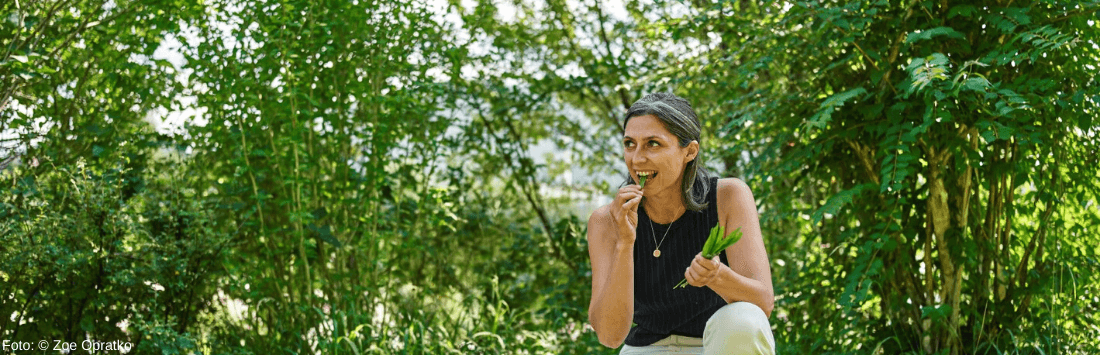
[639, 175, 647, 189]
[674, 224, 742, 289]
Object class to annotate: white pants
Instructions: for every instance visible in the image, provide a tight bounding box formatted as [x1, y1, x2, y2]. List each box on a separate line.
[620, 302, 775, 355]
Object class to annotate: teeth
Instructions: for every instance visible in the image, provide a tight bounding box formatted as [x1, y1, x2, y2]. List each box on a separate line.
[637, 171, 655, 177]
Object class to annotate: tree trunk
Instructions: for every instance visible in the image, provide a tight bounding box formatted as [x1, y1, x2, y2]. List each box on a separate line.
[927, 146, 961, 355]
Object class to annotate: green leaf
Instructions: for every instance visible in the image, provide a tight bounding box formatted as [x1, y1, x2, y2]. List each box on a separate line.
[961, 77, 991, 92]
[706, 226, 740, 258]
[308, 224, 342, 247]
[703, 224, 718, 255]
[921, 304, 952, 321]
[81, 315, 95, 332]
[905, 27, 964, 43]
[821, 87, 866, 108]
[812, 183, 875, 223]
[947, 5, 977, 19]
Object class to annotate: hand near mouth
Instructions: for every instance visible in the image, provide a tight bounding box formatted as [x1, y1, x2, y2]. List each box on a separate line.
[610, 184, 644, 247]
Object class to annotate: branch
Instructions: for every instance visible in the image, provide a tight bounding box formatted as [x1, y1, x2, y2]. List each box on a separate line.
[556, 8, 623, 134]
[477, 111, 577, 272]
[578, 89, 623, 134]
[845, 139, 881, 185]
[593, 2, 632, 111]
[0, 152, 20, 172]
[1013, 161, 1057, 289]
[1038, 5, 1100, 25]
[877, 0, 921, 98]
[820, 16, 883, 74]
[3, 0, 74, 62]
[0, 79, 26, 112]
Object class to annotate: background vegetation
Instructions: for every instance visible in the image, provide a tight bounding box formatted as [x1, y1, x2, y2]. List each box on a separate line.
[2, 0, 1098, 354]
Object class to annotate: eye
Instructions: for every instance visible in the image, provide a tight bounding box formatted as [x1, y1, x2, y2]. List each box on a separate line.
[623, 140, 635, 148]
[648, 140, 660, 147]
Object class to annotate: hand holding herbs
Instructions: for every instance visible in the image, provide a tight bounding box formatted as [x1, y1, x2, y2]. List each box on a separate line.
[674, 224, 742, 289]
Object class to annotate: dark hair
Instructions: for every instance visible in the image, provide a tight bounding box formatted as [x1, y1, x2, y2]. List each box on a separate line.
[622, 92, 711, 212]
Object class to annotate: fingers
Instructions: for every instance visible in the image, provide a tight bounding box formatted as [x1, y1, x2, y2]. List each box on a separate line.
[622, 194, 642, 211]
[684, 266, 707, 287]
[616, 187, 642, 202]
[614, 186, 644, 216]
[692, 253, 718, 271]
[612, 187, 644, 237]
[616, 194, 642, 221]
[685, 254, 721, 287]
[615, 186, 643, 203]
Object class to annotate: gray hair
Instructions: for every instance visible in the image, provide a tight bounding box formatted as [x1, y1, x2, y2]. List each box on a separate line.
[622, 92, 711, 212]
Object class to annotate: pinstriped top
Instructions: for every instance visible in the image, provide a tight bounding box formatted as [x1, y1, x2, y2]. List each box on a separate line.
[625, 177, 729, 346]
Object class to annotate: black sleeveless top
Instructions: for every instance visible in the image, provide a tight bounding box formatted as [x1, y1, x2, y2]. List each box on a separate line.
[625, 177, 729, 346]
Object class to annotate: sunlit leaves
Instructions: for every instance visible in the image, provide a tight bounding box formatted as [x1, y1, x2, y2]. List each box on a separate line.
[692, 0, 1100, 352]
[811, 183, 874, 224]
[805, 87, 867, 133]
[907, 53, 951, 95]
[905, 27, 965, 44]
[4, 0, 1098, 353]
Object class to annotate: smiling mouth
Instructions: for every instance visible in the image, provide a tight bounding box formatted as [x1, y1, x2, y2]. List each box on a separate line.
[637, 171, 658, 179]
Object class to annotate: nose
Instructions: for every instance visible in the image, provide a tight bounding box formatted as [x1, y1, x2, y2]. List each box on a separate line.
[631, 149, 648, 166]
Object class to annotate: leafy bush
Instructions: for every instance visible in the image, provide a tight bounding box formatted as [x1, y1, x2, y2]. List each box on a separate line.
[0, 159, 229, 353]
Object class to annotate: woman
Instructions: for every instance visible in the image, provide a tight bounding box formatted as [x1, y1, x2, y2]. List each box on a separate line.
[587, 92, 775, 354]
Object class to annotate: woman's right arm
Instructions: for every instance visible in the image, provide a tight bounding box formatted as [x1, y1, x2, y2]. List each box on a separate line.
[587, 186, 642, 348]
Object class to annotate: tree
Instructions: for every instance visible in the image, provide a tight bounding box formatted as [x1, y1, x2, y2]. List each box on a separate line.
[5, 0, 1096, 353]
[464, 0, 1100, 352]
[1, 0, 219, 350]
[672, 0, 1100, 353]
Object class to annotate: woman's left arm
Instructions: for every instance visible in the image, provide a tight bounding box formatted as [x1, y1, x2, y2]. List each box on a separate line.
[683, 178, 775, 317]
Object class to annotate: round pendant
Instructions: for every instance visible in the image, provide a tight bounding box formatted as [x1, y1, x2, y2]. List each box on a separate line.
[653, 249, 661, 258]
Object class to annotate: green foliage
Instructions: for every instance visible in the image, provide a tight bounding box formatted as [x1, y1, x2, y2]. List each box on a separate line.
[0, 160, 228, 352]
[2, 0, 1097, 354]
[458, 0, 1100, 353]
[660, 0, 1100, 353]
[1, 0, 204, 170]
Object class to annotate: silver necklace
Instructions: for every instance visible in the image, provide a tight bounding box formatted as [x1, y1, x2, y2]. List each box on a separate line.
[648, 214, 673, 258]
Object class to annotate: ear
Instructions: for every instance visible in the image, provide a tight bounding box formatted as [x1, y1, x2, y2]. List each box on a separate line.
[684, 140, 699, 163]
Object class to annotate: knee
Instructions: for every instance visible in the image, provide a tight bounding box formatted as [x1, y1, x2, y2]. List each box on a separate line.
[704, 302, 773, 345]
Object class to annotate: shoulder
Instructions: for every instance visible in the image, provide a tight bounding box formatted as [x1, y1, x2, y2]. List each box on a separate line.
[717, 177, 752, 196]
[586, 203, 617, 248]
[590, 203, 613, 221]
[587, 203, 614, 232]
[716, 178, 757, 214]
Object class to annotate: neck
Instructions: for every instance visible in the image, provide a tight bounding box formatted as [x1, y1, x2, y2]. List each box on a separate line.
[644, 188, 686, 224]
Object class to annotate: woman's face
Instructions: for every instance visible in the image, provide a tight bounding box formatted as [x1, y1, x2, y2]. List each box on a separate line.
[623, 114, 698, 192]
